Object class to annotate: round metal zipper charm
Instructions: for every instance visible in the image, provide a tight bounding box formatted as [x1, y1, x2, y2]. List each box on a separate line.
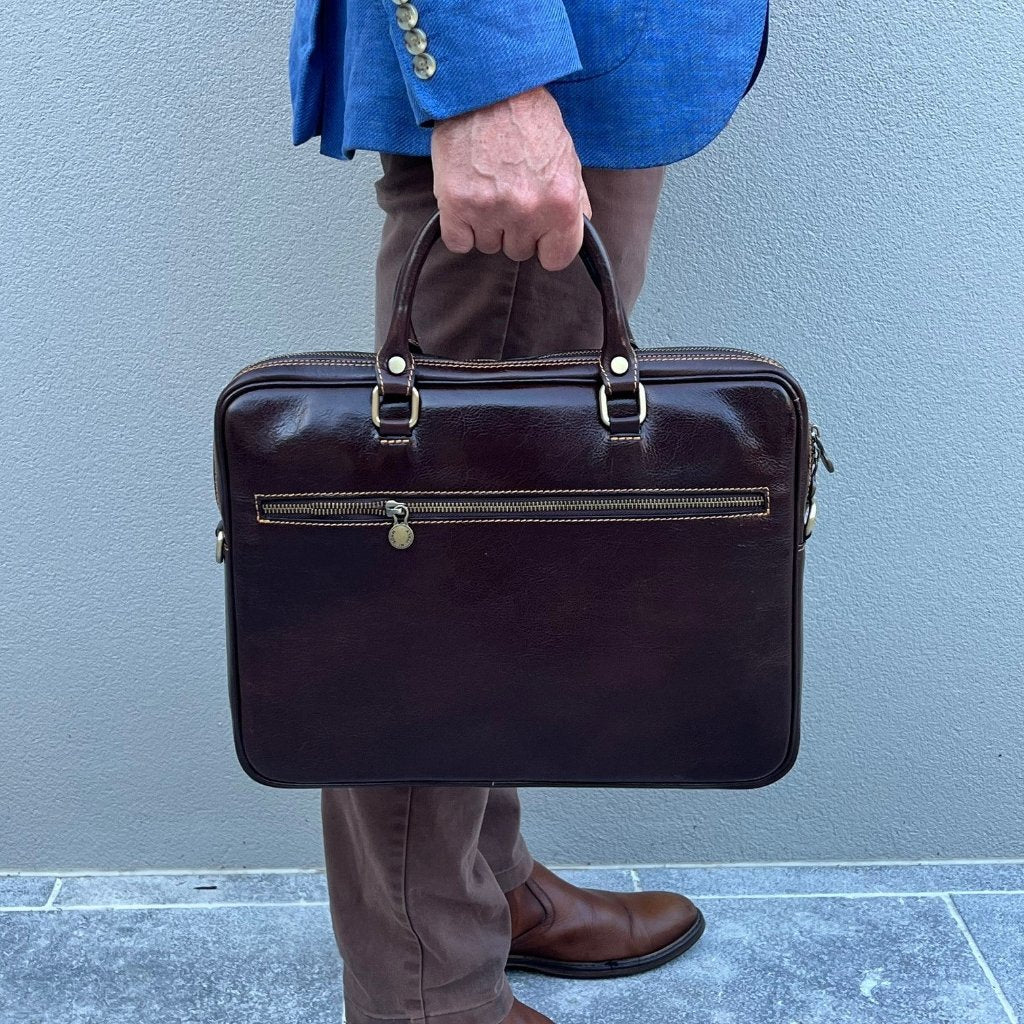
[388, 522, 415, 549]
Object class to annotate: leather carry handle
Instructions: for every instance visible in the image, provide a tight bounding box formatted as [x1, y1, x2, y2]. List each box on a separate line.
[374, 211, 643, 428]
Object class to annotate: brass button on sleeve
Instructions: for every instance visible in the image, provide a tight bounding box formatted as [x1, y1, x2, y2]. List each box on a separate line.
[412, 52, 437, 79]
[395, 3, 418, 29]
[404, 27, 428, 55]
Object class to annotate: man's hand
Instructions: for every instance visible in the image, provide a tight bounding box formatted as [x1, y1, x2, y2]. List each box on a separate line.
[431, 86, 592, 272]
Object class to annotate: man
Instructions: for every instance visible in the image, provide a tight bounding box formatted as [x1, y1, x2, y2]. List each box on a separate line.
[289, 2, 770, 1022]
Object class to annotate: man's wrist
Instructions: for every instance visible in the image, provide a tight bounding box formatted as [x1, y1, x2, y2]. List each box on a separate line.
[434, 86, 552, 128]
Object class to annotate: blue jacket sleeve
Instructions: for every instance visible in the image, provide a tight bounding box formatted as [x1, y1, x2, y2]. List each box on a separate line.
[380, 0, 584, 128]
[290, 0, 328, 144]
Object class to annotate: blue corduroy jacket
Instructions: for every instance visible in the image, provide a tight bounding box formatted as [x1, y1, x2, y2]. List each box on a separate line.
[290, 0, 769, 169]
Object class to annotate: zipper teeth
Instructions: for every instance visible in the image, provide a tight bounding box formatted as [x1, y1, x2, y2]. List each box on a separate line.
[261, 495, 766, 516]
[231, 346, 781, 381]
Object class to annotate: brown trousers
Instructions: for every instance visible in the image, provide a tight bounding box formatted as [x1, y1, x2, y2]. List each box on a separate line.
[321, 152, 668, 1024]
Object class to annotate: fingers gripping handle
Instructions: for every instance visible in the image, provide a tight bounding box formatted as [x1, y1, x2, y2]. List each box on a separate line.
[375, 210, 641, 406]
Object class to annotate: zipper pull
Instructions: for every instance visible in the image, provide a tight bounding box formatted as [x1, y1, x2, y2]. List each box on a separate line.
[811, 424, 835, 475]
[805, 424, 834, 539]
[215, 522, 227, 563]
[385, 500, 415, 549]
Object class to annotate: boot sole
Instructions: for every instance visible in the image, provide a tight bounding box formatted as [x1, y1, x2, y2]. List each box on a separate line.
[504, 909, 706, 979]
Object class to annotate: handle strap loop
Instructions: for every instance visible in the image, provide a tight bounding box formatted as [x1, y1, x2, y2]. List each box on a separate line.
[374, 210, 643, 435]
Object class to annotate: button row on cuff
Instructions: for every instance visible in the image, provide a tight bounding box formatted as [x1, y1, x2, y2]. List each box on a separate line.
[393, 0, 437, 79]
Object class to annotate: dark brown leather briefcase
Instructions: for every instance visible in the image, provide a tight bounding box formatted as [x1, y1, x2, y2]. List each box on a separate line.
[213, 211, 832, 789]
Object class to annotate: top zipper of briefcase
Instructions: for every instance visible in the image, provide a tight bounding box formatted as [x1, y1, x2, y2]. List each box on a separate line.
[229, 345, 784, 381]
[255, 489, 769, 550]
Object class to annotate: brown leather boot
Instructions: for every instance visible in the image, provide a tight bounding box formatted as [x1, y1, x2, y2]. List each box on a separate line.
[500, 998, 556, 1024]
[504, 862, 704, 979]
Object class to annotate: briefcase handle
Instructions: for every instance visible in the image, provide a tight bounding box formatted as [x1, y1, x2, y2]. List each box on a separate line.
[373, 210, 645, 438]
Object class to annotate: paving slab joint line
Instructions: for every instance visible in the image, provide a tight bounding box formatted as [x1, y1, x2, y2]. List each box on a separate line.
[7, 888, 1024, 914]
[560, 857, 1024, 871]
[691, 889, 1024, 901]
[3, 858, 1024, 877]
[41, 878, 62, 909]
[941, 894, 1019, 1024]
[629, 868, 641, 892]
[63, 899, 331, 912]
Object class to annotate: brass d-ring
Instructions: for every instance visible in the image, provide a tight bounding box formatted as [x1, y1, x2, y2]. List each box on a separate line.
[597, 382, 647, 429]
[371, 384, 421, 430]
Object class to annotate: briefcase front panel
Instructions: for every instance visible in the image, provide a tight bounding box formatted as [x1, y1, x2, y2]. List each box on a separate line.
[214, 352, 809, 788]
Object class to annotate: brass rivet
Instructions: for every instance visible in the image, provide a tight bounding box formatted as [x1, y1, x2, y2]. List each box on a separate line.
[610, 355, 630, 375]
[387, 355, 407, 375]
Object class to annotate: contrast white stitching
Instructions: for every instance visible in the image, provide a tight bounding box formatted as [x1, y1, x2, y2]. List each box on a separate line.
[255, 512, 770, 527]
[233, 353, 784, 374]
[256, 486, 770, 498]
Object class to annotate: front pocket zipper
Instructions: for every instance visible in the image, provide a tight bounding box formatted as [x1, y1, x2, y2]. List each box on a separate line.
[255, 489, 769, 549]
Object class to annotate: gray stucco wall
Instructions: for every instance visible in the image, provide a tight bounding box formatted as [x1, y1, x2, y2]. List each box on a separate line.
[3, 0, 1021, 870]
